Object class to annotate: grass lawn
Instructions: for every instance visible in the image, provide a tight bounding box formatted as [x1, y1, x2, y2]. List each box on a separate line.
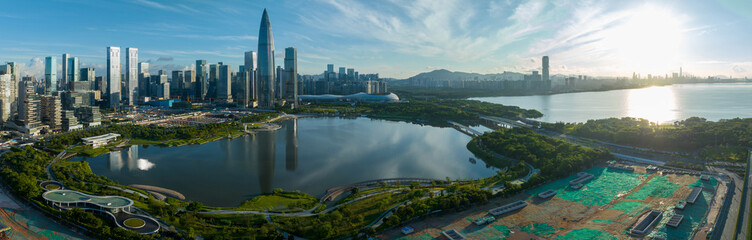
[123, 218, 145, 228]
[235, 191, 318, 211]
[45, 184, 60, 190]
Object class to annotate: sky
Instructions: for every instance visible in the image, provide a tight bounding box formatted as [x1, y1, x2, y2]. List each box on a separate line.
[1, 0, 752, 79]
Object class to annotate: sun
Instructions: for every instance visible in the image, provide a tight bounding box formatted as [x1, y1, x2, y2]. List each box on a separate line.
[606, 4, 684, 74]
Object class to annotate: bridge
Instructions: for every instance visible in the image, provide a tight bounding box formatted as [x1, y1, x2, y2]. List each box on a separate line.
[321, 178, 444, 202]
[480, 116, 533, 129]
[448, 121, 482, 137]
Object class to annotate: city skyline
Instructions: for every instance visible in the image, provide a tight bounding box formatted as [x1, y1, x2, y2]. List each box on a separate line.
[1, 0, 752, 79]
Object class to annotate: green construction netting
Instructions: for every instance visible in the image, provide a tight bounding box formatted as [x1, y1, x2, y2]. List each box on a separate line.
[390, 233, 433, 240]
[649, 189, 713, 240]
[520, 223, 558, 236]
[457, 223, 510, 239]
[626, 175, 681, 200]
[493, 225, 511, 235]
[557, 167, 646, 206]
[686, 176, 718, 189]
[609, 201, 648, 216]
[556, 228, 618, 240]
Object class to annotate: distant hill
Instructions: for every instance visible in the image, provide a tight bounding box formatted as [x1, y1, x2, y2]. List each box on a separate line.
[407, 69, 525, 81]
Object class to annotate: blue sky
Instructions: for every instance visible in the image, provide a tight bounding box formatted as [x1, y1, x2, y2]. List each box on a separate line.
[1, 0, 752, 79]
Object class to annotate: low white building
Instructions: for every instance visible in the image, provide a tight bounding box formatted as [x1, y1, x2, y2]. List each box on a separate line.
[82, 133, 121, 148]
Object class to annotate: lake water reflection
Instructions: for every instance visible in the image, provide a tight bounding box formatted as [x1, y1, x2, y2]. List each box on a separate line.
[81, 117, 496, 206]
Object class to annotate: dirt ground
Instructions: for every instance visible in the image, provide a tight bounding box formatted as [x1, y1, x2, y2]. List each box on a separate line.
[378, 165, 725, 240]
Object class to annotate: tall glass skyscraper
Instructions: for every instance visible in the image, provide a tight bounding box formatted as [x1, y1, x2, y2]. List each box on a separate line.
[67, 57, 80, 83]
[257, 9, 275, 108]
[125, 48, 138, 105]
[61, 53, 70, 90]
[284, 47, 297, 104]
[45, 56, 56, 94]
[107, 46, 121, 109]
[196, 60, 208, 100]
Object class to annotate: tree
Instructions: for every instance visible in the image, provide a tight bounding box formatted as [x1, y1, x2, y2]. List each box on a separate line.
[186, 201, 203, 212]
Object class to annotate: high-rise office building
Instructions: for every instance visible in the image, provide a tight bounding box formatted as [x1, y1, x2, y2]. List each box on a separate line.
[245, 51, 257, 71]
[327, 64, 334, 74]
[196, 60, 208, 100]
[62, 53, 70, 89]
[80, 68, 95, 82]
[107, 47, 121, 109]
[217, 64, 232, 103]
[125, 48, 138, 105]
[183, 70, 195, 91]
[542, 56, 550, 89]
[257, 9, 275, 108]
[171, 70, 184, 98]
[243, 51, 257, 107]
[138, 62, 150, 100]
[67, 57, 80, 84]
[276, 66, 283, 99]
[45, 56, 57, 94]
[339, 67, 346, 81]
[284, 47, 298, 105]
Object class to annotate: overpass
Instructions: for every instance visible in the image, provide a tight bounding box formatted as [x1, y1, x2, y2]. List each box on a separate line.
[480, 116, 533, 129]
[448, 121, 482, 137]
[321, 178, 443, 202]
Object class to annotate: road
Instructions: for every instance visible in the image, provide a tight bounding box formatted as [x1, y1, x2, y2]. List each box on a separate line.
[734, 150, 752, 240]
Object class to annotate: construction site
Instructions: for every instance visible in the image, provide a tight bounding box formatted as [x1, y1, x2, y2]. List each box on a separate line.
[380, 164, 727, 240]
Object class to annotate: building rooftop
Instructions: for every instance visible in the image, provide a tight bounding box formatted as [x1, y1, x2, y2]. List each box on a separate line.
[81, 133, 121, 142]
[43, 190, 133, 208]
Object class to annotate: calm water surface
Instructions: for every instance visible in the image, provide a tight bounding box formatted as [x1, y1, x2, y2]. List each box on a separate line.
[79, 117, 495, 206]
[472, 83, 752, 123]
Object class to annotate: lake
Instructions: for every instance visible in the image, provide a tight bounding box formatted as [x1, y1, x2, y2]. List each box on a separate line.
[79, 117, 496, 206]
[472, 83, 752, 123]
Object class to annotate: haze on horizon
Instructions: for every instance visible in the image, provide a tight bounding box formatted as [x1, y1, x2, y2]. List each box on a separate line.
[1, 0, 751, 79]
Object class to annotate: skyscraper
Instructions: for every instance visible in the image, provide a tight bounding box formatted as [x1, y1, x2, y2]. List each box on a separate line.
[276, 66, 283, 99]
[242, 51, 257, 107]
[45, 56, 57, 94]
[217, 64, 232, 103]
[196, 60, 208, 100]
[257, 9, 275, 108]
[138, 62, 150, 100]
[62, 53, 70, 90]
[125, 47, 138, 105]
[67, 57, 80, 83]
[107, 46, 121, 109]
[284, 47, 298, 105]
[542, 56, 549, 81]
[542, 56, 550, 90]
[244, 51, 257, 71]
[80, 68, 95, 81]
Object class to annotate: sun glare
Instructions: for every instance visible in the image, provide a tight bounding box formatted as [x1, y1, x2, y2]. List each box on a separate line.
[607, 5, 684, 74]
[626, 86, 678, 124]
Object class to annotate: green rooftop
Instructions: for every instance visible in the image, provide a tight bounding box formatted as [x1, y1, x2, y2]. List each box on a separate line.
[43, 190, 132, 208]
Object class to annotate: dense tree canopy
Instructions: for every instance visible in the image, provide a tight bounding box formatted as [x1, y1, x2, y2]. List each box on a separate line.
[477, 128, 610, 179]
[546, 117, 752, 151]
